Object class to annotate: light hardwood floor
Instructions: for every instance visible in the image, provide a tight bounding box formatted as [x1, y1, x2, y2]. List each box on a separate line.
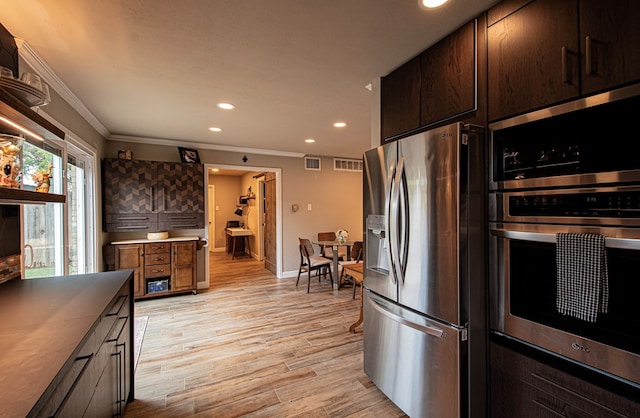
[125, 251, 407, 417]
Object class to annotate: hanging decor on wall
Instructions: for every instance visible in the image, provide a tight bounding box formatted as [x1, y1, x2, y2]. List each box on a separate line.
[178, 147, 200, 163]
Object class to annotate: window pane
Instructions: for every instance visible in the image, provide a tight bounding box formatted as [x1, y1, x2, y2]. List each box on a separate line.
[23, 202, 64, 278]
[22, 141, 64, 279]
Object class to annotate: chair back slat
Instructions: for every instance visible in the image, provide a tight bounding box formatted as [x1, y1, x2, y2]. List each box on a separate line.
[299, 238, 314, 258]
[351, 241, 363, 262]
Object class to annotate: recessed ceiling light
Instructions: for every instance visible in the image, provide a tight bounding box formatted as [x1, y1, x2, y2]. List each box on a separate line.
[305, 138, 315, 143]
[217, 102, 235, 110]
[333, 122, 347, 128]
[210, 168, 219, 172]
[421, 0, 448, 8]
[209, 127, 222, 132]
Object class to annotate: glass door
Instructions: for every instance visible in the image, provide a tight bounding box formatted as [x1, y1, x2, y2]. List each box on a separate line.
[22, 140, 64, 278]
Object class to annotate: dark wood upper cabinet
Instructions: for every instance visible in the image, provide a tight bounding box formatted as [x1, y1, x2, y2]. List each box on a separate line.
[380, 17, 480, 143]
[579, 0, 640, 95]
[380, 56, 421, 142]
[488, 0, 640, 122]
[488, 0, 579, 121]
[421, 19, 477, 127]
[102, 158, 204, 232]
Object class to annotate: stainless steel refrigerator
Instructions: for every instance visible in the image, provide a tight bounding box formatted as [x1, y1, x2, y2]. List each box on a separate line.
[363, 122, 487, 418]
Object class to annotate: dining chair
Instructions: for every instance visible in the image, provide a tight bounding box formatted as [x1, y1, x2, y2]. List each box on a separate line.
[317, 231, 346, 260]
[338, 240, 363, 299]
[297, 237, 333, 293]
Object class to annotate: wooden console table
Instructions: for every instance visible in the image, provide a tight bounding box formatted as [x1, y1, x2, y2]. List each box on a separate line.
[226, 227, 252, 259]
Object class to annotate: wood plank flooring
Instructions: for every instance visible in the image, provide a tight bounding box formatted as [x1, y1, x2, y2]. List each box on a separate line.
[125, 251, 407, 417]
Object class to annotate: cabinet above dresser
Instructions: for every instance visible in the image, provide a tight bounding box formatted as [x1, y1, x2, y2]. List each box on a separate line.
[102, 158, 204, 232]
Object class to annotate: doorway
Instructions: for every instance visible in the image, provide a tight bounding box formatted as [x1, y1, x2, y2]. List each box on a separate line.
[205, 165, 282, 279]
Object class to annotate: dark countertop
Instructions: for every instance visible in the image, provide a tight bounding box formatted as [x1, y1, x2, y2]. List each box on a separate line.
[0, 270, 133, 418]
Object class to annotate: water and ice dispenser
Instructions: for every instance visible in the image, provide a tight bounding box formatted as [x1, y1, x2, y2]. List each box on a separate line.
[366, 215, 389, 274]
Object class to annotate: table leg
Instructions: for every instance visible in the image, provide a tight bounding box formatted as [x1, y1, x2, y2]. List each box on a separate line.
[332, 246, 339, 289]
[349, 284, 364, 333]
[231, 236, 237, 260]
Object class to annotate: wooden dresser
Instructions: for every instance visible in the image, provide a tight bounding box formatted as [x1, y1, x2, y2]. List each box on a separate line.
[104, 236, 198, 300]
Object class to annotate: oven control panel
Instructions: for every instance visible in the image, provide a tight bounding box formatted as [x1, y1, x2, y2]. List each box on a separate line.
[509, 191, 640, 218]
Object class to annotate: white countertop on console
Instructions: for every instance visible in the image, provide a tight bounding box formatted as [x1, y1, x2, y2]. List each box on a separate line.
[111, 236, 201, 245]
[226, 228, 252, 236]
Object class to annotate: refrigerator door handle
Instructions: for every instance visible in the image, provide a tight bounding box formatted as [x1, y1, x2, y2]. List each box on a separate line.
[397, 158, 409, 283]
[369, 296, 445, 338]
[388, 157, 405, 286]
[385, 158, 398, 284]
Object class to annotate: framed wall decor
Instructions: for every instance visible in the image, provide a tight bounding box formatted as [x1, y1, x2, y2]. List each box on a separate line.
[178, 147, 200, 163]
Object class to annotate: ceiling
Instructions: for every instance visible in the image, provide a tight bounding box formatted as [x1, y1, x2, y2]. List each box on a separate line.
[1, 0, 498, 159]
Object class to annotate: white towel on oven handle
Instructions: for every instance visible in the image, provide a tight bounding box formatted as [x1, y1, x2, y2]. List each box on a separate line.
[556, 233, 609, 322]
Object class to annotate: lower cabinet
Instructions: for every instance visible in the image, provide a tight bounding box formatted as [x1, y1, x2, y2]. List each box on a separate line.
[490, 339, 640, 418]
[33, 278, 133, 417]
[106, 239, 197, 300]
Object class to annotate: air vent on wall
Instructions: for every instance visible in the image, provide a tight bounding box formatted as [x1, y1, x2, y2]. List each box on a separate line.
[304, 157, 321, 171]
[333, 158, 363, 172]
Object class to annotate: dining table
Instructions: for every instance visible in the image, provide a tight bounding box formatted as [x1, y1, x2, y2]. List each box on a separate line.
[312, 239, 355, 290]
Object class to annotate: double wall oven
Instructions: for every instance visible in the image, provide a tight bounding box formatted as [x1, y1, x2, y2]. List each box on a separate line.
[489, 84, 640, 388]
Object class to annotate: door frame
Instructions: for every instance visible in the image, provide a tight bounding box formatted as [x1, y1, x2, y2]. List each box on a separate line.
[204, 164, 282, 278]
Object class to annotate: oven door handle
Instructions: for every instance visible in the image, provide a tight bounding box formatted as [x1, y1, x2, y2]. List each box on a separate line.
[490, 228, 640, 250]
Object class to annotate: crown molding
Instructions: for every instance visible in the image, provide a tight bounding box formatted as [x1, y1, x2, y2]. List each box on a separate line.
[15, 40, 306, 159]
[15, 39, 111, 139]
[108, 134, 306, 158]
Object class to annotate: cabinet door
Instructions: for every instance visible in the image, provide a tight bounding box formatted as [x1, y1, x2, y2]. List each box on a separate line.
[488, 0, 580, 121]
[114, 244, 144, 298]
[157, 162, 205, 229]
[103, 159, 157, 232]
[380, 56, 421, 142]
[579, 0, 640, 95]
[156, 162, 204, 214]
[421, 20, 477, 126]
[171, 241, 196, 291]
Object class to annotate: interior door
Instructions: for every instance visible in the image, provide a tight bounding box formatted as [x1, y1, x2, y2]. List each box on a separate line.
[263, 172, 276, 274]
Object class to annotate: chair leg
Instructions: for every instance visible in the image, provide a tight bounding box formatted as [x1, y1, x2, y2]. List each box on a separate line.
[307, 270, 312, 293]
[353, 280, 357, 299]
[296, 269, 302, 286]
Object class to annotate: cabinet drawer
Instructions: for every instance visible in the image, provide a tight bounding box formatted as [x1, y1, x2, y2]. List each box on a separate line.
[36, 355, 92, 417]
[145, 252, 170, 265]
[158, 213, 204, 230]
[145, 264, 171, 278]
[105, 213, 157, 224]
[144, 242, 170, 253]
[95, 294, 129, 345]
[105, 220, 156, 233]
[491, 340, 640, 417]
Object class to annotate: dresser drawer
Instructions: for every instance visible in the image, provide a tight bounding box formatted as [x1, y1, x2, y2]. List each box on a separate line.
[145, 264, 171, 278]
[145, 252, 170, 265]
[144, 242, 170, 254]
